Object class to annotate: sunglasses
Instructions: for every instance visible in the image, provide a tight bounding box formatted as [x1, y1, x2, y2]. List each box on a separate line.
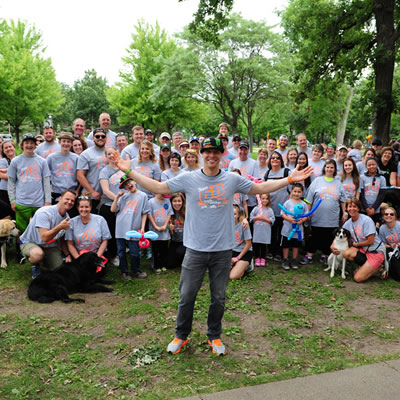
[270, 157, 280, 160]
[36, 140, 44, 144]
[384, 213, 395, 216]
[78, 195, 90, 200]
[186, 149, 197, 154]
[233, 139, 241, 142]
[94, 135, 106, 139]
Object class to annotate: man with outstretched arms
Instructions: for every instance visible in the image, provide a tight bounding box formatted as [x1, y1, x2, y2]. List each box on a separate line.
[35, 124, 60, 159]
[112, 137, 313, 356]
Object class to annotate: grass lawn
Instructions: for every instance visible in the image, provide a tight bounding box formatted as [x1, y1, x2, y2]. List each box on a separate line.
[1, 252, 400, 399]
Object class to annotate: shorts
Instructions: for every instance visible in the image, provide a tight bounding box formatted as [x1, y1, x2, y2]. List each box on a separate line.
[20, 243, 63, 271]
[232, 250, 253, 263]
[15, 204, 40, 232]
[355, 248, 385, 270]
[281, 236, 300, 248]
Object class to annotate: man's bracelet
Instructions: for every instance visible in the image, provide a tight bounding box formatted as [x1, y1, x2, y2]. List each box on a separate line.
[125, 168, 132, 175]
[288, 176, 294, 185]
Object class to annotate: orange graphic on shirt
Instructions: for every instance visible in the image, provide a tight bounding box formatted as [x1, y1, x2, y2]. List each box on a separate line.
[78, 227, 95, 245]
[240, 166, 250, 178]
[352, 223, 366, 241]
[97, 155, 107, 169]
[43, 148, 57, 159]
[343, 182, 356, 196]
[198, 183, 227, 207]
[137, 166, 151, 178]
[220, 158, 230, 169]
[365, 181, 380, 194]
[56, 160, 74, 176]
[20, 164, 41, 181]
[234, 230, 241, 244]
[123, 198, 139, 214]
[387, 232, 399, 244]
[110, 171, 124, 185]
[320, 185, 338, 199]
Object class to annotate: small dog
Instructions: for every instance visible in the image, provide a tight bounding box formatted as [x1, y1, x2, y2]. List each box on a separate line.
[0, 218, 20, 269]
[325, 228, 350, 279]
[28, 252, 114, 303]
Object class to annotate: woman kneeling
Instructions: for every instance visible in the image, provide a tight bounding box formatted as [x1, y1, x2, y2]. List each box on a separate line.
[332, 198, 385, 283]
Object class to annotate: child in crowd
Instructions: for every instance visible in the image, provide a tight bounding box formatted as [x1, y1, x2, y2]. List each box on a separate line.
[148, 193, 173, 273]
[280, 183, 308, 270]
[250, 193, 275, 267]
[231, 168, 249, 218]
[111, 175, 149, 280]
[230, 204, 253, 280]
[168, 192, 186, 269]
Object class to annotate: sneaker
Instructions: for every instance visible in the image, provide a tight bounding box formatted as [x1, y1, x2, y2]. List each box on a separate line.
[299, 255, 313, 265]
[281, 259, 290, 270]
[260, 258, 266, 267]
[121, 272, 132, 281]
[208, 338, 226, 356]
[161, 267, 167, 273]
[167, 337, 188, 354]
[379, 267, 389, 280]
[273, 255, 282, 262]
[146, 248, 152, 260]
[291, 259, 299, 270]
[31, 265, 40, 279]
[132, 271, 147, 279]
[255, 258, 261, 267]
[319, 255, 329, 265]
[111, 256, 120, 266]
[266, 253, 273, 260]
[154, 268, 162, 274]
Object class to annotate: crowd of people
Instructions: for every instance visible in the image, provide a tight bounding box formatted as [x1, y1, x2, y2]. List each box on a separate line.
[1, 112, 400, 355]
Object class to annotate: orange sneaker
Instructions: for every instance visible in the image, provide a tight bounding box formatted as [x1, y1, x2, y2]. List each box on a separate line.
[167, 337, 188, 354]
[208, 338, 226, 356]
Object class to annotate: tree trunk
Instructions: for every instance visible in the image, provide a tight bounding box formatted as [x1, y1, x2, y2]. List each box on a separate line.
[372, 0, 396, 145]
[336, 86, 354, 145]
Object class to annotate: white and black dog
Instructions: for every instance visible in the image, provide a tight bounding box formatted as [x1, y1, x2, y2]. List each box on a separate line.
[325, 228, 351, 279]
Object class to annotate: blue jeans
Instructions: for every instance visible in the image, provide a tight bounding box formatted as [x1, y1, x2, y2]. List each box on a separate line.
[175, 248, 231, 341]
[116, 239, 140, 274]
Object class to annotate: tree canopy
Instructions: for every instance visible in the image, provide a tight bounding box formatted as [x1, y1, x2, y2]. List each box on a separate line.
[0, 20, 63, 142]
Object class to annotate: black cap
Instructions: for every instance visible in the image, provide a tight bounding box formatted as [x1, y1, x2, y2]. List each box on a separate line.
[119, 174, 133, 189]
[239, 140, 249, 149]
[145, 129, 153, 135]
[372, 138, 382, 146]
[93, 128, 106, 134]
[200, 137, 224, 153]
[21, 133, 36, 143]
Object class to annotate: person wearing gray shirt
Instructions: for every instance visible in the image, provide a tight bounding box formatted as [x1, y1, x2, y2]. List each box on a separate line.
[34, 126, 60, 159]
[112, 137, 313, 355]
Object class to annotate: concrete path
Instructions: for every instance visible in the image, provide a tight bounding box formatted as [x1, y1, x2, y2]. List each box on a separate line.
[180, 359, 400, 400]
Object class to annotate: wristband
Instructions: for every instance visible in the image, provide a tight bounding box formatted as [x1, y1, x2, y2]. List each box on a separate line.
[236, 256, 241, 260]
[288, 176, 294, 185]
[125, 168, 132, 175]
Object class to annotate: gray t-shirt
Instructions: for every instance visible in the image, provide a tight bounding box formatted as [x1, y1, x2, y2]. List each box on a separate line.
[20, 205, 68, 247]
[35, 141, 60, 159]
[87, 130, 116, 148]
[233, 192, 248, 213]
[7, 154, 51, 207]
[220, 151, 234, 170]
[77, 147, 107, 193]
[280, 199, 307, 240]
[379, 221, 400, 247]
[250, 206, 275, 244]
[360, 174, 386, 213]
[357, 161, 367, 176]
[130, 159, 162, 198]
[343, 213, 384, 253]
[348, 149, 362, 163]
[232, 221, 252, 253]
[115, 191, 150, 240]
[46, 152, 79, 193]
[148, 197, 173, 241]
[161, 168, 182, 182]
[308, 159, 325, 182]
[0, 158, 9, 191]
[228, 157, 256, 179]
[65, 214, 111, 253]
[171, 213, 184, 242]
[99, 166, 124, 206]
[249, 163, 269, 207]
[264, 168, 291, 216]
[341, 176, 361, 200]
[167, 169, 253, 252]
[228, 148, 239, 158]
[306, 176, 346, 228]
[121, 143, 141, 160]
[276, 148, 288, 162]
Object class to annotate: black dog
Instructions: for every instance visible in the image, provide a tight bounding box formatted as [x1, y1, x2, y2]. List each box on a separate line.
[28, 252, 113, 303]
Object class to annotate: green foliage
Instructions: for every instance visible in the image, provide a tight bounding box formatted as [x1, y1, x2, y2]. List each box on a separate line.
[108, 21, 200, 132]
[0, 20, 64, 142]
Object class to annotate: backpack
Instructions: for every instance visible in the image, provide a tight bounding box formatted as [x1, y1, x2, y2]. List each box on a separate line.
[388, 247, 400, 281]
[264, 168, 291, 193]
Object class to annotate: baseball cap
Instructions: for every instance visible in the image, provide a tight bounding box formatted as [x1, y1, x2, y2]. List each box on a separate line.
[279, 135, 288, 140]
[239, 140, 249, 149]
[233, 134, 241, 141]
[327, 143, 336, 149]
[119, 174, 133, 189]
[21, 133, 36, 144]
[200, 137, 224, 153]
[218, 133, 229, 140]
[145, 129, 153, 135]
[338, 145, 348, 151]
[190, 136, 200, 143]
[179, 141, 189, 148]
[160, 132, 171, 140]
[93, 128, 106, 134]
[372, 138, 382, 146]
[160, 143, 171, 151]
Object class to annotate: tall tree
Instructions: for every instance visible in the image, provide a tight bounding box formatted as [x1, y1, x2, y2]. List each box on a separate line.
[0, 20, 63, 142]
